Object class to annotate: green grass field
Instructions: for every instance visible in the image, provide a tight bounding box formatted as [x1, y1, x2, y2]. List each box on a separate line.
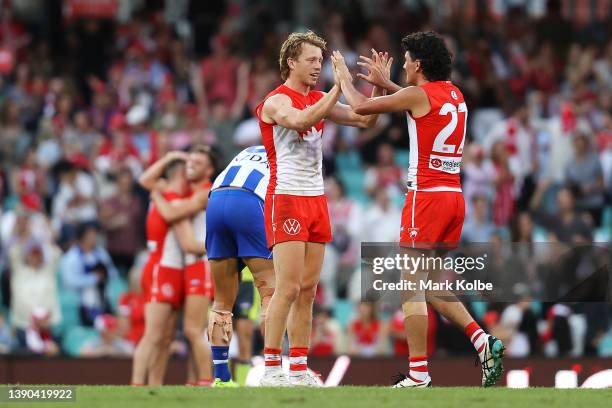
[4, 386, 612, 408]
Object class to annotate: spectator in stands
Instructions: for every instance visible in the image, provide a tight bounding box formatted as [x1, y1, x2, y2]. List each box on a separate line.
[364, 143, 404, 202]
[60, 223, 118, 326]
[126, 104, 158, 167]
[462, 195, 496, 242]
[361, 189, 401, 242]
[565, 133, 605, 226]
[99, 167, 145, 274]
[80, 314, 133, 357]
[0, 100, 30, 166]
[95, 113, 143, 179]
[530, 183, 592, 243]
[496, 294, 541, 357]
[12, 147, 46, 212]
[321, 177, 362, 307]
[348, 301, 384, 357]
[197, 35, 241, 115]
[51, 160, 97, 244]
[22, 307, 60, 357]
[462, 144, 492, 215]
[9, 238, 62, 332]
[488, 141, 516, 226]
[117, 253, 147, 347]
[310, 307, 344, 356]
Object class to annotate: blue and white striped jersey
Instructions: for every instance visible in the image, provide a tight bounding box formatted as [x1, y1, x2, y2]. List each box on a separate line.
[211, 146, 269, 200]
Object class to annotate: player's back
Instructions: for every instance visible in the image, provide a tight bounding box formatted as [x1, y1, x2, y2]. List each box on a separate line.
[145, 191, 183, 268]
[406, 81, 467, 192]
[211, 145, 270, 201]
[255, 84, 325, 197]
[184, 182, 211, 264]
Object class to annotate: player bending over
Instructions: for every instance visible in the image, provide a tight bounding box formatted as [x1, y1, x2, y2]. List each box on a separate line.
[203, 145, 275, 387]
[256, 31, 388, 386]
[332, 31, 504, 387]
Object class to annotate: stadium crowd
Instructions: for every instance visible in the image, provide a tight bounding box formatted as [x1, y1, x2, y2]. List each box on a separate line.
[0, 0, 610, 360]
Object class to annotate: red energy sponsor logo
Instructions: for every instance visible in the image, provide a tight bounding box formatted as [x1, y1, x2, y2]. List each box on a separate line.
[428, 154, 462, 174]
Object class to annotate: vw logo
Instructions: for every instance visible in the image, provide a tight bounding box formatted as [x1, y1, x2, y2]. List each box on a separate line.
[283, 218, 302, 235]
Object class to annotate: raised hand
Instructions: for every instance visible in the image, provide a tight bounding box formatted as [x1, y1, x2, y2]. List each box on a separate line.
[331, 50, 353, 85]
[356, 48, 393, 88]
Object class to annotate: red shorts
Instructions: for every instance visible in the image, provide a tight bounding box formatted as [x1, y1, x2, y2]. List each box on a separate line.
[184, 260, 214, 298]
[264, 194, 332, 248]
[144, 260, 183, 309]
[400, 191, 465, 247]
[141, 259, 154, 300]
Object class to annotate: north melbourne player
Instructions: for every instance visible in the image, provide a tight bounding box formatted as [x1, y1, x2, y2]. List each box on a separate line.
[332, 31, 504, 387]
[204, 145, 275, 387]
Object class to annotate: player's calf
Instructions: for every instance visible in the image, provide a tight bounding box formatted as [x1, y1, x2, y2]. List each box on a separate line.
[208, 309, 234, 383]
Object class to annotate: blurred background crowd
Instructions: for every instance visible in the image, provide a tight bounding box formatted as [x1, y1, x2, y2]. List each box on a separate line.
[0, 0, 610, 360]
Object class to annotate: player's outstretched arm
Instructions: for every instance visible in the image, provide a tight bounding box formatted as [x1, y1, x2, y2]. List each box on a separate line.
[150, 189, 209, 223]
[353, 86, 427, 116]
[173, 219, 206, 256]
[260, 85, 341, 131]
[138, 151, 189, 191]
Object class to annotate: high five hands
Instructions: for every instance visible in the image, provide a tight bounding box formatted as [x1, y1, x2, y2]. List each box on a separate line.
[331, 48, 392, 90]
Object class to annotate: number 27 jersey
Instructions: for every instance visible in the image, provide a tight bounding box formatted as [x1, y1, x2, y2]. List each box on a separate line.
[406, 81, 467, 192]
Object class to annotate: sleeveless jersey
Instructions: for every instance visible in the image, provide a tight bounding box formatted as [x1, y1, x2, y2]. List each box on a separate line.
[406, 81, 467, 192]
[145, 191, 183, 269]
[255, 84, 325, 196]
[211, 145, 269, 200]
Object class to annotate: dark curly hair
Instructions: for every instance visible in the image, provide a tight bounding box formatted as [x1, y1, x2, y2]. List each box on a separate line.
[401, 31, 452, 82]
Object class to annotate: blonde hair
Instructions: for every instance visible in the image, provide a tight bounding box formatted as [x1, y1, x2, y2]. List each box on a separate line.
[279, 31, 326, 81]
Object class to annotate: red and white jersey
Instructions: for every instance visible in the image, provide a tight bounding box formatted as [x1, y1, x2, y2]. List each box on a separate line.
[145, 191, 183, 269]
[406, 81, 467, 192]
[256, 84, 325, 196]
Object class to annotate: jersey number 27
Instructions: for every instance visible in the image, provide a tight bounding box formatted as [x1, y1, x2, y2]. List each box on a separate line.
[432, 102, 467, 155]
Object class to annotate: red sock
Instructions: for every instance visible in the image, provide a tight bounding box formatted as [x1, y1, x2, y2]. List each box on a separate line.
[197, 378, 214, 386]
[289, 347, 308, 376]
[264, 347, 282, 369]
[465, 321, 486, 354]
[408, 356, 429, 382]
[130, 382, 145, 386]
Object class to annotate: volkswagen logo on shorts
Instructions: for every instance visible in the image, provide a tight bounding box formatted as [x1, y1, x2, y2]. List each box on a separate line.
[283, 218, 301, 235]
[431, 158, 442, 168]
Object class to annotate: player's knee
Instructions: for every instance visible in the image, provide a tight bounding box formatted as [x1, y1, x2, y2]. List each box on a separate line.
[183, 323, 204, 341]
[298, 282, 317, 303]
[276, 283, 300, 303]
[149, 330, 166, 346]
